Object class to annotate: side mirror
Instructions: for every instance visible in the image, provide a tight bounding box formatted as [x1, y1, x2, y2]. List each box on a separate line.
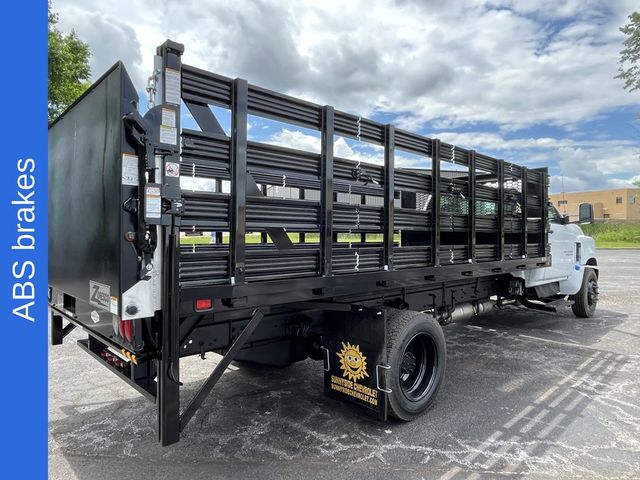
[562, 215, 570, 225]
[579, 203, 593, 224]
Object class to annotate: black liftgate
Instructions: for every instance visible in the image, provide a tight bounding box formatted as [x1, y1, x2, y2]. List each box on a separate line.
[51, 40, 549, 446]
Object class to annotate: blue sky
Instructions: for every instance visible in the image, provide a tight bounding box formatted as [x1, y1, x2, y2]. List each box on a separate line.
[55, 0, 640, 192]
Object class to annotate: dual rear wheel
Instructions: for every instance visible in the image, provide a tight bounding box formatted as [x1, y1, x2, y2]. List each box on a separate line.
[385, 309, 446, 420]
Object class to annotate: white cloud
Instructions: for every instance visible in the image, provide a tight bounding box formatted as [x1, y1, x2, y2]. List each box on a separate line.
[435, 130, 640, 191]
[55, 4, 146, 87]
[53, 0, 640, 130]
[265, 129, 388, 165]
[266, 128, 638, 192]
[52, 0, 640, 191]
[266, 128, 440, 170]
[550, 146, 639, 192]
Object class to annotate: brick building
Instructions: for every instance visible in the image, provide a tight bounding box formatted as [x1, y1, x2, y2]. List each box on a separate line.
[549, 188, 640, 222]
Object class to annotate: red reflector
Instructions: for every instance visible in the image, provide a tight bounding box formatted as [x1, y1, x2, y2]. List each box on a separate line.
[195, 298, 212, 311]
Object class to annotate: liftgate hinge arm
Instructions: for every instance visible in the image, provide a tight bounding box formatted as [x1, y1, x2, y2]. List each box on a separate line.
[123, 111, 156, 170]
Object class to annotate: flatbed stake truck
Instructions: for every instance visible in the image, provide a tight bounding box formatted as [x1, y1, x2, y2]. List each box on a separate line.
[48, 40, 599, 446]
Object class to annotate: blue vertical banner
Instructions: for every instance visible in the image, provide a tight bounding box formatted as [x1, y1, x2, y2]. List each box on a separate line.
[0, 1, 48, 478]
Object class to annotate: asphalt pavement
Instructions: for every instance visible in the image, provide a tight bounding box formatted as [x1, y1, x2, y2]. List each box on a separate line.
[49, 249, 640, 479]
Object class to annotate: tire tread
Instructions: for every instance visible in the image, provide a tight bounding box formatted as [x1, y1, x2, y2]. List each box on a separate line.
[384, 308, 446, 420]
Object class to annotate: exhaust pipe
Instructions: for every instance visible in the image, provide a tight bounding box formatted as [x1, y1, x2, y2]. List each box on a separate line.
[436, 299, 495, 325]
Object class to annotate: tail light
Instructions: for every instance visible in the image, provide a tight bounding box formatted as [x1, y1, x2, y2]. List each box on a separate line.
[195, 298, 213, 312]
[116, 317, 134, 343]
[118, 317, 125, 338]
[123, 320, 134, 343]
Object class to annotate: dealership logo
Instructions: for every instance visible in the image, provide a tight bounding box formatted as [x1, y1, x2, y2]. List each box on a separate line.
[337, 342, 369, 382]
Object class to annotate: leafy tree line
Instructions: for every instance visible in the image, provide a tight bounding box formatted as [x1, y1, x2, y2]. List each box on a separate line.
[617, 12, 640, 188]
[48, 2, 91, 122]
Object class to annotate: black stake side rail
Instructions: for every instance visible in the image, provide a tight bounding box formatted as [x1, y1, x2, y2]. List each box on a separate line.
[178, 62, 549, 307]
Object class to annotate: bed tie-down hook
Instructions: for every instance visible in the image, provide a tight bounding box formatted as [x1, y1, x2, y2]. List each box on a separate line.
[351, 164, 379, 186]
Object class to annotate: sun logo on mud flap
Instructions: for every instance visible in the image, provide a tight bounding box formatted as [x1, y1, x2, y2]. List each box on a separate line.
[337, 342, 369, 382]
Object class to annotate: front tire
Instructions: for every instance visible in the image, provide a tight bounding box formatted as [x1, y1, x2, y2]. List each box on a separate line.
[385, 309, 446, 420]
[572, 268, 598, 318]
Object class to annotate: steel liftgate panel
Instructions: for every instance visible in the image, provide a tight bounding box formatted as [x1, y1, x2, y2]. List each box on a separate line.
[48, 62, 142, 342]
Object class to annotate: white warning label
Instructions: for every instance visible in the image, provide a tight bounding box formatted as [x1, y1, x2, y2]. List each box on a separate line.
[165, 67, 181, 105]
[122, 153, 139, 186]
[110, 296, 118, 315]
[145, 185, 162, 219]
[162, 107, 176, 127]
[160, 125, 177, 145]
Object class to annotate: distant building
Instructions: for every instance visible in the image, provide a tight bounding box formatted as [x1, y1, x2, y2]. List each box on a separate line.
[550, 188, 640, 222]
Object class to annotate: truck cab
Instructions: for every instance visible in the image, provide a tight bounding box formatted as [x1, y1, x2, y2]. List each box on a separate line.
[515, 202, 599, 317]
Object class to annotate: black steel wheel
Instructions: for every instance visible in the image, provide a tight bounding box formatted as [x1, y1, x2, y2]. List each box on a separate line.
[572, 268, 599, 318]
[386, 309, 446, 420]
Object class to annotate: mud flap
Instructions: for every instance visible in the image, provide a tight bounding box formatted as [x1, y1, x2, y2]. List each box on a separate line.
[322, 306, 389, 420]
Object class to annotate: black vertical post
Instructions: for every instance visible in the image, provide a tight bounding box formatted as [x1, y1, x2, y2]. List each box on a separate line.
[468, 150, 476, 263]
[51, 314, 63, 345]
[383, 124, 395, 270]
[215, 179, 223, 244]
[521, 166, 528, 258]
[540, 169, 549, 259]
[361, 194, 366, 244]
[431, 139, 441, 267]
[230, 78, 248, 284]
[299, 188, 306, 243]
[156, 39, 184, 447]
[320, 106, 334, 276]
[162, 225, 181, 444]
[360, 192, 366, 245]
[261, 184, 268, 244]
[497, 160, 504, 261]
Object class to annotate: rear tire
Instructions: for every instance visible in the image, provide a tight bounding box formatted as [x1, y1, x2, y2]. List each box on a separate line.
[385, 309, 446, 421]
[572, 268, 598, 318]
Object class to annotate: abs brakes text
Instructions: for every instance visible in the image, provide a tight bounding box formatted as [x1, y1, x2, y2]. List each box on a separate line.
[11, 158, 36, 322]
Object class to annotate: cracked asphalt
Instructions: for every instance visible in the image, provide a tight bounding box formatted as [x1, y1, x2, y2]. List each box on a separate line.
[49, 249, 640, 479]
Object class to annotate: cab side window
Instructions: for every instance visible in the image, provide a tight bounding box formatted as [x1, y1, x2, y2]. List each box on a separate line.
[548, 203, 564, 224]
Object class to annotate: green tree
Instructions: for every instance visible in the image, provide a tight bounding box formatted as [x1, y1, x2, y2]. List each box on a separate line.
[48, 2, 91, 122]
[617, 13, 640, 187]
